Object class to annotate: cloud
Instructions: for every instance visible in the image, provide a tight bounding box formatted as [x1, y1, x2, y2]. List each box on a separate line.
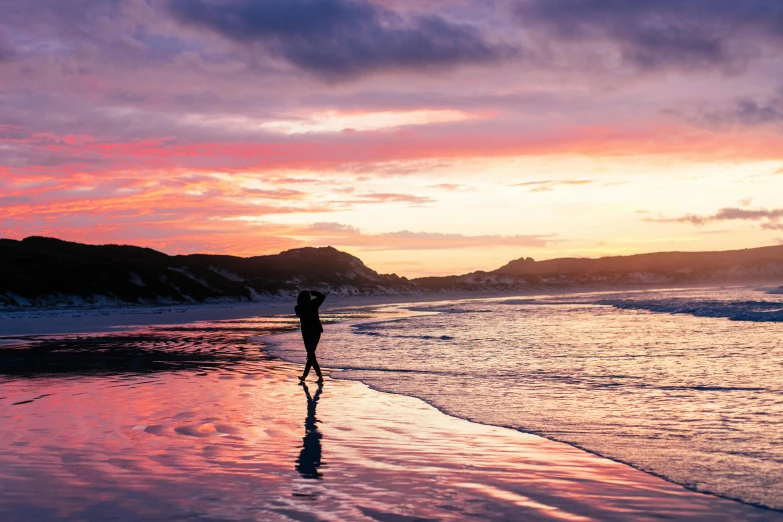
[514, 179, 593, 192]
[726, 98, 783, 125]
[243, 187, 306, 199]
[302, 222, 554, 250]
[514, 0, 783, 72]
[654, 207, 783, 227]
[762, 223, 783, 231]
[690, 92, 783, 129]
[306, 222, 361, 234]
[0, 169, 340, 245]
[0, 31, 14, 62]
[346, 192, 434, 205]
[168, 0, 513, 79]
[268, 177, 323, 184]
[429, 183, 465, 191]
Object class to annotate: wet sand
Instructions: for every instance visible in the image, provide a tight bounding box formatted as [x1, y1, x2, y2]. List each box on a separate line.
[0, 285, 736, 337]
[1, 341, 778, 521]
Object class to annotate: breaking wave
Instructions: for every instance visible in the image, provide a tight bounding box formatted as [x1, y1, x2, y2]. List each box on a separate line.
[598, 298, 783, 322]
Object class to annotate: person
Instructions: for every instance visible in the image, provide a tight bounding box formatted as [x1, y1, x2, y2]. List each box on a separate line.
[295, 290, 326, 383]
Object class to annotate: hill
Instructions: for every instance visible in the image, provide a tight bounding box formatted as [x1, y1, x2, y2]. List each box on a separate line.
[412, 246, 783, 291]
[2, 237, 782, 310]
[494, 246, 783, 276]
[0, 236, 413, 309]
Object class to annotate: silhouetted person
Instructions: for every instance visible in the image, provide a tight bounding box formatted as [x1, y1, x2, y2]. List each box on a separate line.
[295, 290, 326, 383]
[296, 382, 323, 479]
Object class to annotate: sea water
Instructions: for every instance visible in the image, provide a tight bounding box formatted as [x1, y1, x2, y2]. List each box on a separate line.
[270, 286, 783, 510]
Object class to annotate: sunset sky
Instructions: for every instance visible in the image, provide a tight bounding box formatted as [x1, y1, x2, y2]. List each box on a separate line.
[2, 0, 783, 276]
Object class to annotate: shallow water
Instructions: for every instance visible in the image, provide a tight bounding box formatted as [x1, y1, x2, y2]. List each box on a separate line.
[270, 286, 783, 510]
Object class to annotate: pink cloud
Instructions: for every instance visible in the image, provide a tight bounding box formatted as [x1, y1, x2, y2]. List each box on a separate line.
[301, 222, 554, 250]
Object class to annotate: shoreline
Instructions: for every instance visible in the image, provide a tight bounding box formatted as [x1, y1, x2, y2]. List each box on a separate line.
[0, 282, 774, 337]
[351, 373, 783, 517]
[375, 387, 783, 516]
[302, 368, 782, 520]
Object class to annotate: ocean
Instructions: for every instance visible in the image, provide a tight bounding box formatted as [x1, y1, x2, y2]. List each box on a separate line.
[269, 285, 783, 510]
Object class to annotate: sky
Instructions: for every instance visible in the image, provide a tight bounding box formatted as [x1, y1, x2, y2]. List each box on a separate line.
[2, 0, 783, 277]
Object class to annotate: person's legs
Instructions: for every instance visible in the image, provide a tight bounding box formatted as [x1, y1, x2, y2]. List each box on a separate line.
[301, 358, 312, 379]
[300, 333, 313, 379]
[301, 333, 322, 380]
[307, 333, 322, 380]
[310, 351, 323, 380]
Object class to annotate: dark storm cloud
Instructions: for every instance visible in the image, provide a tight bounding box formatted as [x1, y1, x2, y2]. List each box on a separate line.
[167, 0, 513, 78]
[515, 0, 783, 72]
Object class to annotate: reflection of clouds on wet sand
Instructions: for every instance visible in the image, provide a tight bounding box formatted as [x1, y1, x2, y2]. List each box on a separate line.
[0, 319, 778, 520]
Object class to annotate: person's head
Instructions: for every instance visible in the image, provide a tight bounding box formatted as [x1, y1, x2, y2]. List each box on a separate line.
[297, 290, 311, 305]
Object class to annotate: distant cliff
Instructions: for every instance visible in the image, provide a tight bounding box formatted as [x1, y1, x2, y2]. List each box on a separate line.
[0, 237, 413, 309]
[2, 237, 782, 310]
[412, 246, 783, 292]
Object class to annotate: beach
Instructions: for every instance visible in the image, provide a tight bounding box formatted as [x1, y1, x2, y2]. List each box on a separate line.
[1, 302, 780, 521]
[7, 0, 783, 518]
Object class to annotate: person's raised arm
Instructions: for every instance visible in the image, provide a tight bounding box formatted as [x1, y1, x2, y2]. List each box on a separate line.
[310, 290, 326, 308]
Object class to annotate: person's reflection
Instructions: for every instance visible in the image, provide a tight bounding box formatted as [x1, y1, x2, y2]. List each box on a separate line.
[296, 382, 323, 479]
